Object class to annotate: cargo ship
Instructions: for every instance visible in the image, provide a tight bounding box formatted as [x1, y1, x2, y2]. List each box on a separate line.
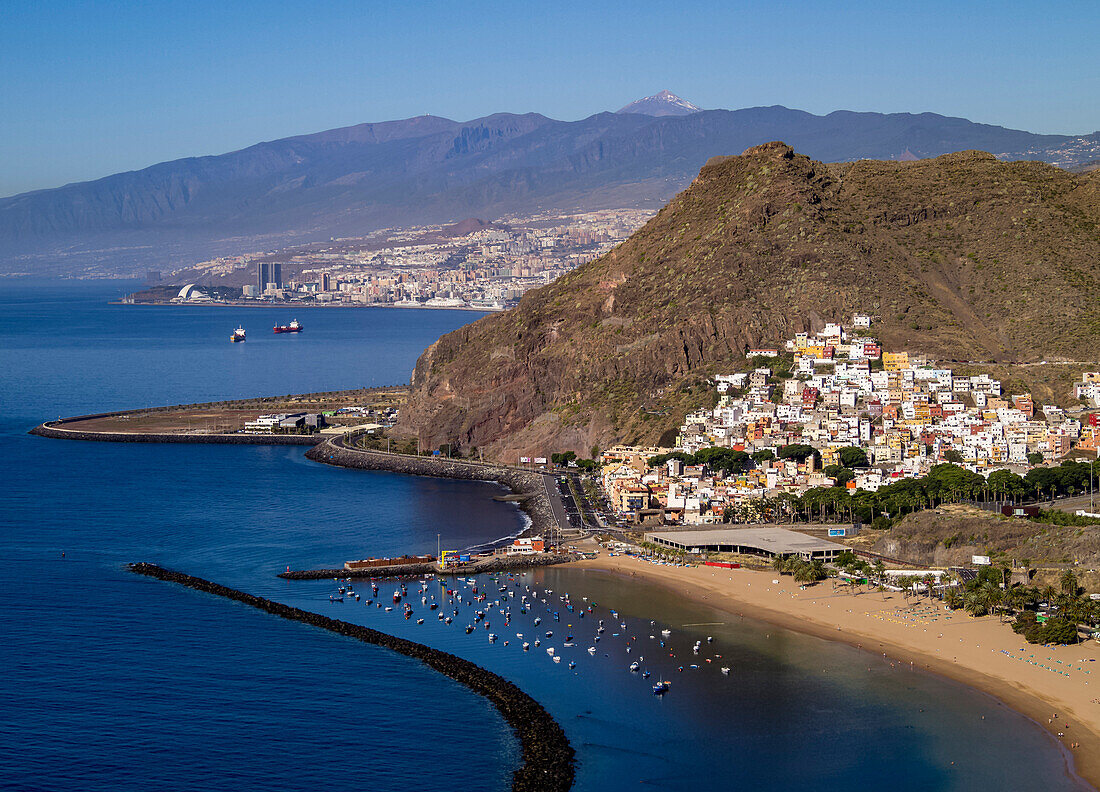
[230, 326, 246, 342]
[273, 319, 302, 334]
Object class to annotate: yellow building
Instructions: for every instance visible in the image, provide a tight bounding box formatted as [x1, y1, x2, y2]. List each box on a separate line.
[883, 351, 909, 371]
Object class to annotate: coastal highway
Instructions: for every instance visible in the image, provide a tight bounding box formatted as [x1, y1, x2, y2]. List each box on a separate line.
[542, 475, 571, 537]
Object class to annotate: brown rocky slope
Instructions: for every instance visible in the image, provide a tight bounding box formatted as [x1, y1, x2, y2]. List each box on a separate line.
[397, 142, 1100, 459]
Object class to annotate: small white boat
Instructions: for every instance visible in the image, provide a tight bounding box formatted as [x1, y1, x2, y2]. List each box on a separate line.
[546, 647, 555, 656]
[552, 655, 562, 663]
[629, 661, 640, 672]
[522, 642, 530, 651]
[661, 629, 671, 637]
[587, 646, 596, 655]
[721, 667, 731, 675]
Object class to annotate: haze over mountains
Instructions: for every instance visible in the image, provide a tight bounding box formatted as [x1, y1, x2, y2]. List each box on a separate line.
[2, 92, 1099, 276]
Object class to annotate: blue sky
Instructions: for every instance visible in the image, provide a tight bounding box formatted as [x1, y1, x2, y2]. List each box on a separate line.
[1, 0, 1097, 197]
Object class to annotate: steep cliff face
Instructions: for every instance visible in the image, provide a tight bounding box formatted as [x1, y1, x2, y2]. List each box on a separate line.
[397, 143, 1100, 460]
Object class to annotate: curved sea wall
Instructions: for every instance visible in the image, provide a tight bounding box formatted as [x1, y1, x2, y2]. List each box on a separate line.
[29, 422, 322, 446]
[306, 442, 558, 535]
[129, 562, 575, 792]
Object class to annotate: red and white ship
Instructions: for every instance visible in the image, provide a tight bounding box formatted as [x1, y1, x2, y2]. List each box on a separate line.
[273, 319, 302, 334]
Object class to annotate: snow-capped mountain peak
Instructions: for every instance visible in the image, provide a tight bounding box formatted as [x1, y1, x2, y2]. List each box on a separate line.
[616, 90, 702, 117]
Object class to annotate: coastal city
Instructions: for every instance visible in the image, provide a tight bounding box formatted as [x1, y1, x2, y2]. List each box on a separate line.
[599, 316, 1100, 524]
[126, 208, 652, 310]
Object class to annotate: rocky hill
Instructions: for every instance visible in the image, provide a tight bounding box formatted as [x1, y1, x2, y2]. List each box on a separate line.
[864, 504, 1095, 566]
[396, 142, 1100, 459]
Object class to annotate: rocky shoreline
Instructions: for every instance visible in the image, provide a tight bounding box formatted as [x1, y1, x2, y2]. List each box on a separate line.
[129, 562, 575, 791]
[305, 441, 558, 538]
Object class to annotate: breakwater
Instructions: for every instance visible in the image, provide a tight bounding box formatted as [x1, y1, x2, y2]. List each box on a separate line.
[280, 552, 575, 580]
[128, 562, 575, 792]
[29, 421, 322, 446]
[306, 441, 558, 536]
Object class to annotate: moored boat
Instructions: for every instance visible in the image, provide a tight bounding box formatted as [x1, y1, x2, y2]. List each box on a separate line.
[273, 319, 302, 334]
[230, 326, 246, 342]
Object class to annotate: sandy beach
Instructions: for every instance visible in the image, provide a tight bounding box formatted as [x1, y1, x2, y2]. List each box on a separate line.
[579, 552, 1100, 789]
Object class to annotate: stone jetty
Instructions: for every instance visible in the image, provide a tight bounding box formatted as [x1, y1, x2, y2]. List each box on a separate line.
[305, 440, 559, 537]
[280, 551, 575, 580]
[129, 562, 575, 792]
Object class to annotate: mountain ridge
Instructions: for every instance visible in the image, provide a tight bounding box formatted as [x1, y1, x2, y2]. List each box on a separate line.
[2, 105, 1099, 275]
[394, 143, 1100, 460]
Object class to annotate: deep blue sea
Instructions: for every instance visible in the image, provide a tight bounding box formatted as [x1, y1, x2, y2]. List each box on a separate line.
[0, 280, 1090, 791]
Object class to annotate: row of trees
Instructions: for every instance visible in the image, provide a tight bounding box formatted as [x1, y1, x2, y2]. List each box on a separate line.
[550, 451, 599, 471]
[635, 541, 690, 562]
[718, 460, 1100, 526]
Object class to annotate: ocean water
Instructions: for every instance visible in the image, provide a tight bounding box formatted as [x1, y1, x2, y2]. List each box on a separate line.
[0, 280, 1089, 791]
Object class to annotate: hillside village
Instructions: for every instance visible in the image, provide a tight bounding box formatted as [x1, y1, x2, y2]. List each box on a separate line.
[601, 315, 1100, 524]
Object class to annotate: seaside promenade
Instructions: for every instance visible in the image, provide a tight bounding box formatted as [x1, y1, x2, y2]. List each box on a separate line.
[582, 552, 1100, 786]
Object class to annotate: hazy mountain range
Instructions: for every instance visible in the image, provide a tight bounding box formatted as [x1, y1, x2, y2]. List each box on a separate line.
[2, 92, 1098, 276]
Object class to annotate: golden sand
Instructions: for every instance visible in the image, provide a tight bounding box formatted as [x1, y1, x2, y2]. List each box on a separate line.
[579, 552, 1100, 788]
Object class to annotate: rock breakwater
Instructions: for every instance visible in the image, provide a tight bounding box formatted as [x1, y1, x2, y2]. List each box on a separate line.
[128, 562, 575, 792]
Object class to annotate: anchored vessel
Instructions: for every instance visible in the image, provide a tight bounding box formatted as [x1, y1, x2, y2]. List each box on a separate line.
[273, 319, 302, 334]
[230, 326, 246, 342]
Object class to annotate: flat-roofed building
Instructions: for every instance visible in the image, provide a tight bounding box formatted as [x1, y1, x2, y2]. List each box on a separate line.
[644, 527, 844, 561]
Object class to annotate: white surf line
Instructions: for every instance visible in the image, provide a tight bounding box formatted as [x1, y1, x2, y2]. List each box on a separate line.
[680, 622, 726, 627]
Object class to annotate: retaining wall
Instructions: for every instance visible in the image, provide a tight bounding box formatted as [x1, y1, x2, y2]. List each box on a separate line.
[306, 442, 558, 536]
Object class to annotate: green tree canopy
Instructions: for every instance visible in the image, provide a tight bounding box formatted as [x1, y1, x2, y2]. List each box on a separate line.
[779, 444, 818, 463]
[838, 446, 869, 468]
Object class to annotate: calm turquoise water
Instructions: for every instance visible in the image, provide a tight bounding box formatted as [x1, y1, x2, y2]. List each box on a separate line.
[0, 280, 1090, 791]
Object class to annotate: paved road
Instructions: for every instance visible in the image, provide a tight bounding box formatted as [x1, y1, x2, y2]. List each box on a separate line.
[541, 474, 570, 535]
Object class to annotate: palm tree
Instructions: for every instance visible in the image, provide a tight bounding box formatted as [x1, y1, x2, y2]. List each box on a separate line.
[944, 587, 964, 610]
[1061, 569, 1079, 598]
[793, 560, 816, 583]
[965, 582, 1003, 618]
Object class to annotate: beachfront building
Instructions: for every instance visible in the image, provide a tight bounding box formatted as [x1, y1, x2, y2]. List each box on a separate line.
[508, 536, 546, 555]
[645, 527, 844, 562]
